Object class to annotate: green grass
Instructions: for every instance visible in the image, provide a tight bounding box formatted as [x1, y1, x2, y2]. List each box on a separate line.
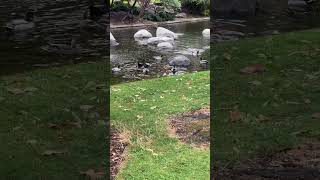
[0, 60, 108, 179]
[211, 29, 320, 169]
[111, 71, 210, 179]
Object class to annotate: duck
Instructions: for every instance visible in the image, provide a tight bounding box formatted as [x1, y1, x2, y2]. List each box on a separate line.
[200, 57, 209, 65]
[142, 67, 150, 75]
[137, 62, 144, 69]
[191, 50, 200, 57]
[5, 11, 35, 32]
[153, 55, 163, 61]
[112, 65, 122, 74]
[144, 63, 151, 68]
[172, 65, 177, 75]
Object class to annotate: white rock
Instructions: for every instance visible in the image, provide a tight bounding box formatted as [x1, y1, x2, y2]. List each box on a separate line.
[168, 55, 191, 67]
[202, 29, 210, 39]
[134, 29, 153, 39]
[156, 27, 177, 39]
[157, 42, 174, 49]
[110, 32, 119, 46]
[147, 37, 174, 45]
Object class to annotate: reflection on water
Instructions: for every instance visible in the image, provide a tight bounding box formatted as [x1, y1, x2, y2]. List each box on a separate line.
[110, 21, 210, 82]
[0, 0, 108, 75]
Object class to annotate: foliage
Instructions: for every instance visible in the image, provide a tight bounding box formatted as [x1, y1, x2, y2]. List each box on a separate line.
[143, 6, 176, 21]
[180, 0, 210, 15]
[111, 1, 131, 11]
[161, 0, 181, 10]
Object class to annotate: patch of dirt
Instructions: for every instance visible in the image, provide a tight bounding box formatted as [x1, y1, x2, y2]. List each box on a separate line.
[168, 106, 210, 148]
[110, 129, 130, 179]
[215, 141, 320, 180]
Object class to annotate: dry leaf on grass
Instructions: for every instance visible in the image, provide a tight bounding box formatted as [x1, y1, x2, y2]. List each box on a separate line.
[42, 149, 67, 156]
[240, 64, 266, 74]
[80, 105, 94, 112]
[229, 110, 243, 122]
[312, 113, 320, 119]
[7, 88, 25, 95]
[24, 87, 38, 92]
[80, 169, 105, 180]
[48, 121, 81, 129]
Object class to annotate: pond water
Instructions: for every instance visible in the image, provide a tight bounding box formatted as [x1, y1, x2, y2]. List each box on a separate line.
[110, 21, 210, 82]
[0, 0, 108, 75]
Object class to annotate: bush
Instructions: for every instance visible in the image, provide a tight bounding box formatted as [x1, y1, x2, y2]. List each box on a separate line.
[111, 1, 130, 12]
[181, 0, 210, 16]
[143, 8, 175, 22]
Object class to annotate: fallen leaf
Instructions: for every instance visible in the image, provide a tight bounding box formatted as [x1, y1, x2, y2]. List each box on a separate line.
[84, 81, 96, 90]
[312, 113, 320, 119]
[248, 80, 262, 86]
[27, 139, 37, 145]
[80, 169, 105, 180]
[240, 64, 266, 74]
[7, 88, 24, 95]
[48, 121, 81, 129]
[80, 105, 94, 112]
[304, 99, 311, 104]
[223, 53, 232, 60]
[257, 114, 269, 121]
[150, 106, 157, 110]
[42, 149, 67, 156]
[24, 87, 38, 92]
[229, 110, 242, 122]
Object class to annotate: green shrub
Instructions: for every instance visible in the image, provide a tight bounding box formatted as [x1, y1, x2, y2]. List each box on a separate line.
[181, 0, 210, 16]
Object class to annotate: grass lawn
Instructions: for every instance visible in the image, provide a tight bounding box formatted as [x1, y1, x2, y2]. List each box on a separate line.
[212, 29, 320, 169]
[0, 57, 108, 179]
[111, 71, 210, 179]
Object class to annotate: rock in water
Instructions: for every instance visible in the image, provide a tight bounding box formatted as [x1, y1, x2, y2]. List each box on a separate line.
[157, 42, 174, 49]
[168, 55, 191, 67]
[110, 32, 119, 46]
[156, 27, 177, 39]
[202, 29, 210, 39]
[134, 29, 153, 39]
[147, 37, 174, 45]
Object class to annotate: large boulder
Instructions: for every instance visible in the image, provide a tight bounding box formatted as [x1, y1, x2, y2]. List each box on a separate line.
[156, 27, 177, 39]
[168, 55, 191, 67]
[110, 32, 119, 46]
[134, 29, 153, 39]
[202, 29, 210, 39]
[157, 42, 174, 49]
[147, 36, 174, 45]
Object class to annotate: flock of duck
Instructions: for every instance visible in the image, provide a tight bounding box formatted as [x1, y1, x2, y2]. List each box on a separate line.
[111, 27, 210, 77]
